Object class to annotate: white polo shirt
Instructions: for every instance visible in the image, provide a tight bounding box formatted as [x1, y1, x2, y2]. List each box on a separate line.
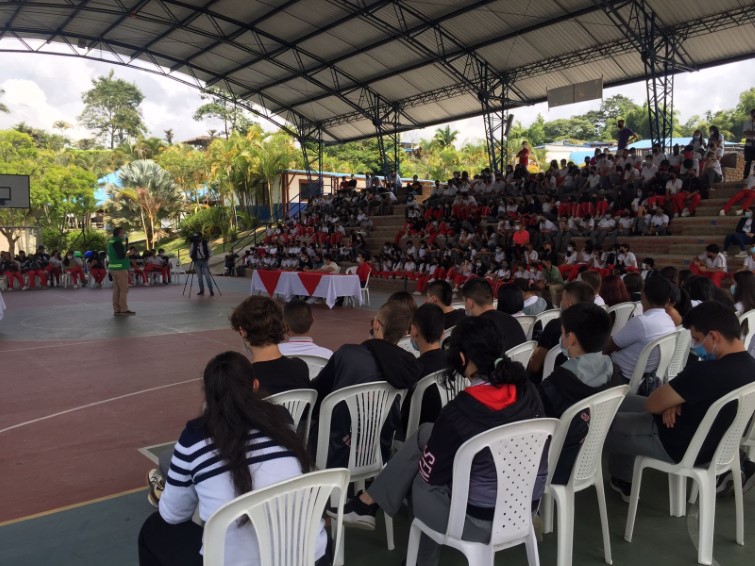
[698, 252, 727, 271]
[611, 308, 676, 378]
[278, 337, 333, 361]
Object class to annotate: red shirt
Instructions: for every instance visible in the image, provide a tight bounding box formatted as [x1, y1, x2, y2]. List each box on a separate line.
[517, 147, 530, 167]
[356, 262, 372, 283]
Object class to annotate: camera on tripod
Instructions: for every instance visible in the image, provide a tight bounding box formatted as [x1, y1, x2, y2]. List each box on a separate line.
[188, 232, 203, 244]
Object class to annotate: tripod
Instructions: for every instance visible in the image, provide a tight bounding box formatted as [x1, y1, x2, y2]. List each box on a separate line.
[182, 243, 222, 298]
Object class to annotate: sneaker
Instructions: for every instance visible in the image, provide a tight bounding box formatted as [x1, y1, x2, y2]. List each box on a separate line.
[681, 208, 690, 217]
[610, 476, 632, 503]
[73, 284, 79, 289]
[736, 251, 748, 258]
[22, 286, 28, 291]
[674, 212, 679, 218]
[210, 291, 215, 296]
[413, 291, 421, 295]
[719, 209, 727, 216]
[147, 468, 165, 508]
[736, 209, 745, 216]
[716, 471, 734, 497]
[121, 310, 136, 316]
[328, 492, 378, 530]
[197, 291, 204, 296]
[743, 459, 755, 494]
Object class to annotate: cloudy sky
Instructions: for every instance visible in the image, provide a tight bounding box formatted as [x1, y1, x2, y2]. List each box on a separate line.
[0, 51, 752, 146]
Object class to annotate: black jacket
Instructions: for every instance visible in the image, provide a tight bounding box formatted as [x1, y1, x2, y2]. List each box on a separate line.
[735, 217, 752, 234]
[311, 339, 422, 467]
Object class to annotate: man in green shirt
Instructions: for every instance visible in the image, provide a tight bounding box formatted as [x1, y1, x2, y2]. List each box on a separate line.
[107, 227, 134, 316]
[537, 255, 565, 306]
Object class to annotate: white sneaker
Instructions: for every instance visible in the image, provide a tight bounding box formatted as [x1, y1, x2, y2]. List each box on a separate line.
[73, 284, 79, 289]
[736, 251, 748, 258]
[681, 208, 690, 217]
[736, 209, 744, 216]
[719, 209, 726, 216]
[723, 251, 728, 257]
[674, 212, 679, 218]
[22, 285, 29, 291]
[412, 291, 421, 295]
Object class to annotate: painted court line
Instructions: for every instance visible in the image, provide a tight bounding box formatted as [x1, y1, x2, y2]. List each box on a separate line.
[0, 378, 200, 435]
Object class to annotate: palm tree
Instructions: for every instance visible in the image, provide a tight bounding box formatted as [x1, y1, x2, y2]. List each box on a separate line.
[432, 126, 459, 150]
[0, 88, 9, 114]
[108, 160, 182, 249]
[245, 132, 297, 218]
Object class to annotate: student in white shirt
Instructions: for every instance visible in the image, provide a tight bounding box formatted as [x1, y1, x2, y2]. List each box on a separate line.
[279, 299, 334, 360]
[617, 243, 638, 272]
[604, 276, 676, 381]
[640, 156, 658, 186]
[649, 208, 669, 236]
[690, 243, 728, 287]
[743, 246, 755, 273]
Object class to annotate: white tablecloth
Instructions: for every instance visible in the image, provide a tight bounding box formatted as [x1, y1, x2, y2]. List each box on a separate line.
[0, 290, 5, 320]
[251, 270, 362, 309]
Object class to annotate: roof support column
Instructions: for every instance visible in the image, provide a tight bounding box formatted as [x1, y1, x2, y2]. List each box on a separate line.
[366, 93, 402, 185]
[295, 122, 323, 216]
[478, 69, 513, 175]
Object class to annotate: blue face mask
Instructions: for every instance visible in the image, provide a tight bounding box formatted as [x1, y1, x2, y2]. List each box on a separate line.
[731, 285, 737, 296]
[691, 335, 716, 361]
[560, 336, 570, 359]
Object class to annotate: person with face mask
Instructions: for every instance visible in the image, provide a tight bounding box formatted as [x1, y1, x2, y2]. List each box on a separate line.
[336, 316, 547, 565]
[605, 302, 755, 502]
[742, 245, 755, 274]
[690, 243, 728, 287]
[537, 303, 621, 484]
[720, 168, 755, 217]
[723, 207, 755, 258]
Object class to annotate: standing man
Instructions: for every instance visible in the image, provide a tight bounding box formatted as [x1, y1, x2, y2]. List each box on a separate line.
[189, 232, 214, 296]
[743, 108, 755, 181]
[108, 227, 134, 316]
[616, 119, 638, 152]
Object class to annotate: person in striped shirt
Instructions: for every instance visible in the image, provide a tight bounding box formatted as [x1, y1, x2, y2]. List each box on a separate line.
[138, 352, 329, 566]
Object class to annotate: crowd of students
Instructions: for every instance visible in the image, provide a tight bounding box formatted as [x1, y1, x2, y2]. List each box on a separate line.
[0, 244, 175, 291]
[137, 266, 755, 565]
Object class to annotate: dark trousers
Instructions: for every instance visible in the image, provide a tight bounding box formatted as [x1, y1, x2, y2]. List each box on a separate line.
[744, 144, 754, 179]
[724, 232, 754, 252]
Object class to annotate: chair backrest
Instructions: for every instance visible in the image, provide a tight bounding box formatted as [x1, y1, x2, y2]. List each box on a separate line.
[315, 382, 405, 479]
[632, 301, 644, 317]
[541, 344, 562, 381]
[666, 328, 691, 381]
[534, 309, 560, 335]
[505, 340, 537, 367]
[450, 301, 465, 311]
[516, 315, 537, 340]
[292, 355, 329, 380]
[345, 266, 357, 275]
[547, 386, 630, 489]
[405, 370, 468, 438]
[203, 468, 350, 566]
[447, 419, 559, 546]
[363, 268, 371, 288]
[265, 389, 318, 443]
[739, 310, 755, 349]
[679, 381, 755, 473]
[607, 302, 636, 335]
[627, 332, 678, 394]
[397, 335, 420, 357]
[440, 325, 455, 350]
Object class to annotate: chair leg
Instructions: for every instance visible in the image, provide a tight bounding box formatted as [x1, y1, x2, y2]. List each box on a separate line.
[689, 482, 699, 505]
[732, 464, 744, 545]
[696, 478, 716, 565]
[525, 526, 541, 566]
[669, 474, 687, 517]
[385, 512, 395, 551]
[405, 523, 422, 566]
[624, 460, 645, 542]
[542, 492, 554, 534]
[554, 488, 574, 566]
[595, 478, 613, 565]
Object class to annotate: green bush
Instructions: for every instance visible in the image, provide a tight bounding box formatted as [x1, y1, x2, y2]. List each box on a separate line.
[41, 228, 110, 253]
[179, 206, 229, 241]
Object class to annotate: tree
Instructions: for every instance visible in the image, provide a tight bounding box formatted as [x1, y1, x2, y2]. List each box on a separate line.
[244, 132, 297, 217]
[164, 129, 174, 145]
[156, 144, 208, 212]
[431, 126, 459, 150]
[193, 87, 254, 139]
[107, 160, 182, 249]
[0, 88, 8, 114]
[525, 114, 546, 146]
[79, 70, 146, 149]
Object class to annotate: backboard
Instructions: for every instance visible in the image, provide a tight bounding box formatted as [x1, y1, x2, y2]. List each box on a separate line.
[0, 175, 31, 208]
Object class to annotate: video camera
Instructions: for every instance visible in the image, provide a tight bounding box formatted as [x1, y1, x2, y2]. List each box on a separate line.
[188, 232, 203, 244]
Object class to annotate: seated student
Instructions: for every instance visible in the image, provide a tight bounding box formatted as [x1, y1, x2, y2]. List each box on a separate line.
[336, 317, 546, 566]
[128, 246, 149, 285]
[516, 278, 548, 315]
[580, 270, 606, 306]
[311, 300, 421, 467]
[278, 299, 333, 360]
[230, 296, 310, 396]
[426, 280, 466, 329]
[690, 243, 727, 287]
[527, 281, 595, 383]
[0, 251, 24, 290]
[605, 302, 755, 501]
[461, 278, 526, 352]
[497, 284, 525, 317]
[144, 251, 170, 284]
[604, 275, 676, 384]
[87, 252, 108, 288]
[538, 303, 621, 484]
[624, 271, 644, 302]
[139, 352, 330, 566]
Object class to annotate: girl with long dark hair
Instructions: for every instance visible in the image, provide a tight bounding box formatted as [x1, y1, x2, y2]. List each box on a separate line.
[334, 317, 546, 565]
[138, 352, 328, 566]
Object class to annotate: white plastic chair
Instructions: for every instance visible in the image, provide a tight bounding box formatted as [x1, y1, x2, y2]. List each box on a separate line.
[542, 385, 630, 566]
[266, 388, 317, 444]
[534, 309, 560, 337]
[405, 370, 468, 440]
[345, 266, 370, 307]
[626, 332, 678, 394]
[505, 340, 537, 367]
[742, 417, 755, 460]
[632, 301, 644, 317]
[315, 382, 406, 557]
[397, 335, 420, 357]
[624, 381, 755, 565]
[169, 257, 186, 285]
[738, 310, 755, 349]
[607, 302, 636, 335]
[405, 418, 559, 566]
[440, 325, 455, 349]
[203, 468, 350, 566]
[293, 354, 329, 380]
[516, 315, 537, 340]
[450, 301, 465, 310]
[541, 344, 562, 381]
[666, 328, 691, 381]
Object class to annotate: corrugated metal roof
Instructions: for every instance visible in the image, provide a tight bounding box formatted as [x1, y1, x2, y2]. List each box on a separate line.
[0, 0, 751, 143]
